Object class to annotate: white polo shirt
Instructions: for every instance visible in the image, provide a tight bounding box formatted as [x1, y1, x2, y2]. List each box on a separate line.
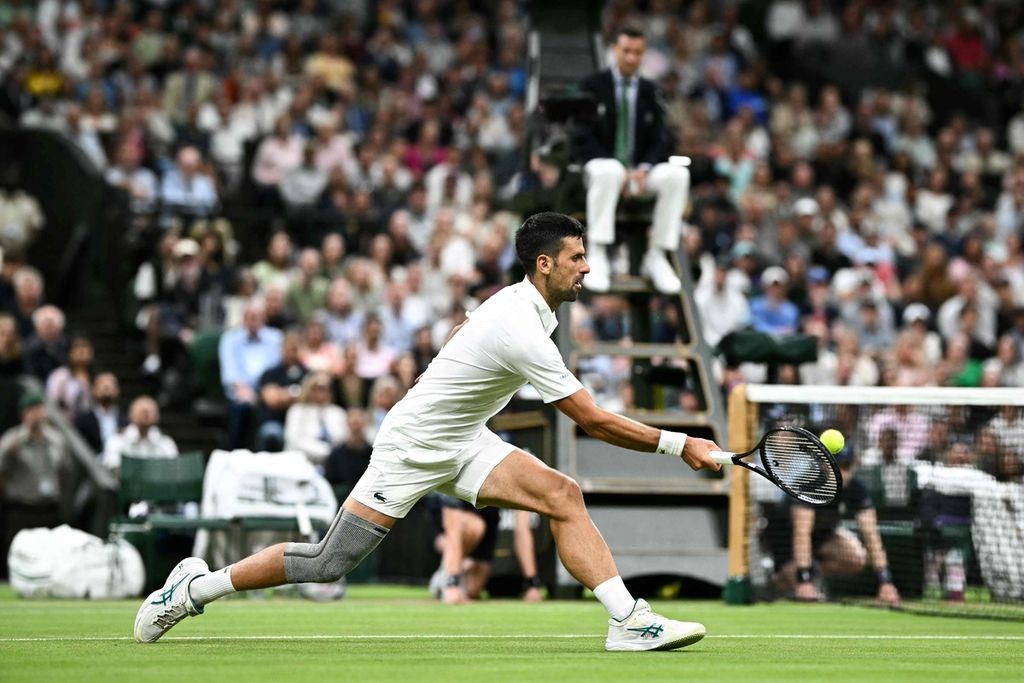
[374, 278, 583, 457]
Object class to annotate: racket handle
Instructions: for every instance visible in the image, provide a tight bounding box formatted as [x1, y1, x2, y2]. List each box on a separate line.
[709, 451, 735, 466]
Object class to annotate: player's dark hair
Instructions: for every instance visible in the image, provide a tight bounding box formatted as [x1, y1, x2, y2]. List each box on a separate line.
[515, 212, 585, 276]
[615, 25, 645, 42]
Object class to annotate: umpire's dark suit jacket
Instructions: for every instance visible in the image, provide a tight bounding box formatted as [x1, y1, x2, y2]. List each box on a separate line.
[573, 69, 675, 167]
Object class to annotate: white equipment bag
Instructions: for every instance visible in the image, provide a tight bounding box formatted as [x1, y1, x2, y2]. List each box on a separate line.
[7, 524, 145, 599]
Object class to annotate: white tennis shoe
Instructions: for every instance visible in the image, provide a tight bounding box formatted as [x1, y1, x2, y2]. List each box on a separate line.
[605, 599, 706, 652]
[134, 557, 208, 643]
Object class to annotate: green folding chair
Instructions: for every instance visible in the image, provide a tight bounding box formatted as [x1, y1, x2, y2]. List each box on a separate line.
[110, 452, 231, 590]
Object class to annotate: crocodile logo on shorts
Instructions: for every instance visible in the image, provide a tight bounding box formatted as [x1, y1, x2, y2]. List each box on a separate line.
[373, 492, 387, 503]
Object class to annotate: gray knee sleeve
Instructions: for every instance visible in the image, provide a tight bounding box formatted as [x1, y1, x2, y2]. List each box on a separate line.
[283, 510, 389, 583]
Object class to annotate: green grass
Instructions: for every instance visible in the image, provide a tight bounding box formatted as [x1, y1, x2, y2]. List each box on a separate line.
[2, 583, 1023, 682]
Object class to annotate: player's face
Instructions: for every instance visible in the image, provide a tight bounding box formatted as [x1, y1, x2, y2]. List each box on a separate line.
[551, 237, 589, 303]
[614, 35, 645, 77]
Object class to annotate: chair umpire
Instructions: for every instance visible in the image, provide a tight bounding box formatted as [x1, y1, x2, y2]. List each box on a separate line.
[574, 25, 689, 294]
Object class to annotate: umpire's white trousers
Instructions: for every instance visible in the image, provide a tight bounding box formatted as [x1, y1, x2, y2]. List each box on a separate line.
[583, 158, 689, 251]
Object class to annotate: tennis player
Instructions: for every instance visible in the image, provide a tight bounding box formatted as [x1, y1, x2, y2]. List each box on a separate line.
[134, 212, 722, 651]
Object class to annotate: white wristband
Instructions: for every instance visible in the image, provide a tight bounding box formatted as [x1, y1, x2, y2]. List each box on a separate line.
[656, 430, 687, 458]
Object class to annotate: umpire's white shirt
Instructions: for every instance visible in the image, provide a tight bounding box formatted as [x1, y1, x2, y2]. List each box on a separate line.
[374, 278, 582, 460]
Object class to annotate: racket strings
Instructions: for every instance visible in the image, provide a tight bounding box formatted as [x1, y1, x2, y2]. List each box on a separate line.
[762, 432, 839, 505]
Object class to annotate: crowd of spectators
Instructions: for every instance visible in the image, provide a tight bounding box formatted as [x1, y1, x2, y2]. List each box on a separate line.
[0, 0, 532, 549]
[0, 0, 1022, 519]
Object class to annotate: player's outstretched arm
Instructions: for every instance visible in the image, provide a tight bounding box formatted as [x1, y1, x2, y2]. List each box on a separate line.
[553, 388, 721, 471]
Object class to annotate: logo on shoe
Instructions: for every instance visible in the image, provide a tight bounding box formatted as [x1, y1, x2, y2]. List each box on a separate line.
[627, 624, 665, 639]
[151, 576, 188, 606]
[373, 492, 387, 503]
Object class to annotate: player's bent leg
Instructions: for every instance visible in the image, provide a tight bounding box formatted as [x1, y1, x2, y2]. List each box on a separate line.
[135, 500, 397, 643]
[227, 499, 396, 590]
[477, 450, 616, 589]
[476, 451, 704, 651]
[282, 499, 395, 584]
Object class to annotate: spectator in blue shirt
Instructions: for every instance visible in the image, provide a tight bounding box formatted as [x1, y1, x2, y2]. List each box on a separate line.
[160, 146, 219, 221]
[218, 300, 283, 449]
[726, 69, 769, 124]
[750, 266, 801, 335]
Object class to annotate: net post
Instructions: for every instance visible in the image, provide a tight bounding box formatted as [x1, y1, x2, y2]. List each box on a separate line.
[724, 383, 756, 605]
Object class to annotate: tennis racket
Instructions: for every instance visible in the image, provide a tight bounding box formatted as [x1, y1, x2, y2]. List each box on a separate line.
[711, 426, 843, 507]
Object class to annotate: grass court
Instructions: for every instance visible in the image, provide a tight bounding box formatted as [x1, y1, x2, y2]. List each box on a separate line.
[2, 584, 1022, 682]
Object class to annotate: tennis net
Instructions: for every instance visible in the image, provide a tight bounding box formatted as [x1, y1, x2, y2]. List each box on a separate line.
[723, 385, 1024, 621]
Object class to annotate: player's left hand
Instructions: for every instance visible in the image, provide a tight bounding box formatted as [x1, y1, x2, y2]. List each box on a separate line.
[875, 583, 901, 607]
[681, 437, 723, 472]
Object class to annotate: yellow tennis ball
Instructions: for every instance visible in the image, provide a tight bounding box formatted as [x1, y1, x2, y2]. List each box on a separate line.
[820, 429, 845, 455]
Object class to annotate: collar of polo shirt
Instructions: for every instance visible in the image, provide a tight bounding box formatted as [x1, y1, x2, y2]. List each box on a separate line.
[517, 277, 558, 336]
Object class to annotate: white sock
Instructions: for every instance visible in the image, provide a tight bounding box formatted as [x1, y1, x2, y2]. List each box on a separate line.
[188, 566, 236, 608]
[593, 576, 636, 621]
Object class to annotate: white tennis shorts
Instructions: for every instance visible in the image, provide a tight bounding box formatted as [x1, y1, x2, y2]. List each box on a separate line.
[350, 428, 517, 518]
